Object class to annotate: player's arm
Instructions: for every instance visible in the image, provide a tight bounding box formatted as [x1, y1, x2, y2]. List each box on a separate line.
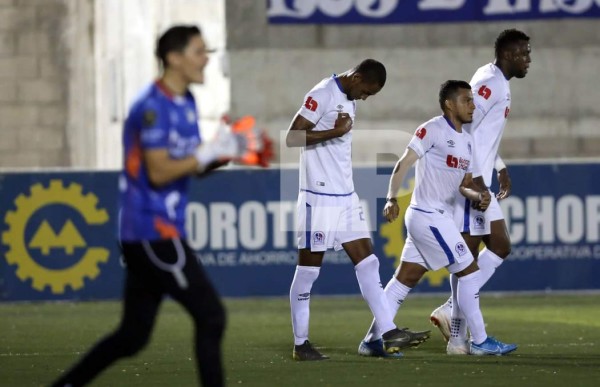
[383, 147, 420, 223]
[495, 154, 512, 199]
[144, 150, 203, 187]
[285, 113, 352, 147]
[460, 173, 491, 211]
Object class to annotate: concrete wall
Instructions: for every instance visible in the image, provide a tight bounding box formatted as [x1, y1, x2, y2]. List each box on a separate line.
[0, 0, 228, 170]
[0, 0, 77, 168]
[226, 1, 600, 163]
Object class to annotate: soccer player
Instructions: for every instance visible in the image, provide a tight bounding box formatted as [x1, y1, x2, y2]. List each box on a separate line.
[359, 80, 517, 356]
[430, 29, 532, 347]
[286, 59, 430, 361]
[51, 25, 254, 387]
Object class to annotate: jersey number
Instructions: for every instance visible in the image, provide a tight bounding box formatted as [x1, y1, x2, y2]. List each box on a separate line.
[478, 85, 492, 100]
[304, 96, 318, 112]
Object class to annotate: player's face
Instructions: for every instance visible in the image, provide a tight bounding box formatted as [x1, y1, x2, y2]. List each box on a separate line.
[509, 40, 531, 79]
[178, 35, 210, 84]
[454, 89, 475, 124]
[348, 77, 382, 101]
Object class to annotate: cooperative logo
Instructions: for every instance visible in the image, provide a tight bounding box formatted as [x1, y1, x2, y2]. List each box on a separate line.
[2, 180, 110, 294]
[379, 178, 449, 287]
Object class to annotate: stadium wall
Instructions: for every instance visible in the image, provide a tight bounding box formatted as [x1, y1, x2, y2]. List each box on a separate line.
[226, 1, 600, 163]
[2, 161, 600, 301]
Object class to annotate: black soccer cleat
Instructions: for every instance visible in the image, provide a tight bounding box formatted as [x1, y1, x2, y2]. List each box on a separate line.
[382, 327, 431, 353]
[293, 340, 330, 361]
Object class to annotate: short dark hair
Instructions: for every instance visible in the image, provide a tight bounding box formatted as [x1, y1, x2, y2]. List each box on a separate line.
[355, 59, 387, 87]
[156, 25, 202, 68]
[439, 80, 471, 111]
[495, 29, 530, 58]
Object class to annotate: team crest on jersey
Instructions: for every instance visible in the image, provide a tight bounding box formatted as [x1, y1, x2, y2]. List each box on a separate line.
[312, 231, 325, 246]
[455, 242, 467, 256]
[143, 110, 157, 128]
[336, 104, 344, 112]
[473, 215, 485, 230]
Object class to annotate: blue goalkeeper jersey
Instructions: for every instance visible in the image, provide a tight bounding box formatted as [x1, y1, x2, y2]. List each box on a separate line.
[119, 80, 201, 242]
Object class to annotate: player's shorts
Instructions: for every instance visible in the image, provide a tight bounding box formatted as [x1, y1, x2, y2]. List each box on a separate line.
[453, 193, 504, 236]
[296, 190, 371, 252]
[401, 207, 474, 273]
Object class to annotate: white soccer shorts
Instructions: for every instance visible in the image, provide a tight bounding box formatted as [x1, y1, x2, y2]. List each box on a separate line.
[401, 207, 474, 273]
[296, 190, 371, 252]
[453, 193, 504, 236]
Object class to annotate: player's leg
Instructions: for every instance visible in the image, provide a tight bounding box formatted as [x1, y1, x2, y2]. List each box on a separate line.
[446, 272, 469, 355]
[430, 200, 486, 340]
[477, 218, 510, 289]
[290, 249, 327, 360]
[163, 240, 226, 387]
[452, 258, 516, 355]
[51, 243, 163, 386]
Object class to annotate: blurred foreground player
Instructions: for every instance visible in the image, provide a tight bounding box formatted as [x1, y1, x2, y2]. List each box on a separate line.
[51, 25, 271, 387]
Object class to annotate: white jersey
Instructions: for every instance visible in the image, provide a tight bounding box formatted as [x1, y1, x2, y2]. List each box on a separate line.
[464, 63, 511, 187]
[408, 115, 474, 216]
[296, 75, 357, 195]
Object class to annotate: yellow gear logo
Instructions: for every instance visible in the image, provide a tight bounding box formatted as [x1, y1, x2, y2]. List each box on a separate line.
[2, 180, 110, 294]
[379, 178, 449, 287]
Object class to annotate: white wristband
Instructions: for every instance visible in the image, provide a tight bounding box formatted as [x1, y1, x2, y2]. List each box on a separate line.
[495, 157, 507, 171]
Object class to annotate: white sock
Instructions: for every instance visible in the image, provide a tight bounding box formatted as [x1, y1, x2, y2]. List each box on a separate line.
[457, 270, 487, 345]
[290, 265, 320, 345]
[363, 277, 411, 342]
[449, 273, 467, 344]
[477, 248, 504, 289]
[355, 255, 397, 339]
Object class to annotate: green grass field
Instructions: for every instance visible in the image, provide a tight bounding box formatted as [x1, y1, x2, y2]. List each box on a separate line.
[1, 294, 599, 387]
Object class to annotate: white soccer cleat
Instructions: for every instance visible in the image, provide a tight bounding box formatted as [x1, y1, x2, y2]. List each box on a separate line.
[430, 303, 451, 341]
[446, 340, 470, 355]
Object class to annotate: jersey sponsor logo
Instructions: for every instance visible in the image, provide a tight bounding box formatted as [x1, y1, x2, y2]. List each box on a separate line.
[473, 215, 485, 230]
[455, 242, 467, 256]
[446, 155, 470, 171]
[304, 96, 318, 112]
[505, 106, 510, 118]
[415, 127, 427, 139]
[478, 85, 492, 100]
[447, 140, 455, 147]
[312, 231, 325, 246]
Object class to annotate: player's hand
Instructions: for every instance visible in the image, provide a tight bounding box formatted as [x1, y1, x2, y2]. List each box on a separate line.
[334, 113, 353, 136]
[383, 200, 399, 223]
[478, 190, 492, 211]
[496, 168, 512, 200]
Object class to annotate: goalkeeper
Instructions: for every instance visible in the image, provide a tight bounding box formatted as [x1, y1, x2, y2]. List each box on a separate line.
[51, 25, 271, 387]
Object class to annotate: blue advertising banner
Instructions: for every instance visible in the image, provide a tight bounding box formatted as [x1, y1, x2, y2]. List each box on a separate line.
[1, 162, 600, 301]
[267, 0, 600, 24]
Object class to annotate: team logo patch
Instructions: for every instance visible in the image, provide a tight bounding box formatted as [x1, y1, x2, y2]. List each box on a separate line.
[143, 110, 157, 128]
[297, 292, 310, 301]
[312, 231, 325, 246]
[473, 215, 485, 230]
[455, 242, 467, 256]
[415, 127, 427, 139]
[337, 104, 344, 112]
[304, 96, 318, 112]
